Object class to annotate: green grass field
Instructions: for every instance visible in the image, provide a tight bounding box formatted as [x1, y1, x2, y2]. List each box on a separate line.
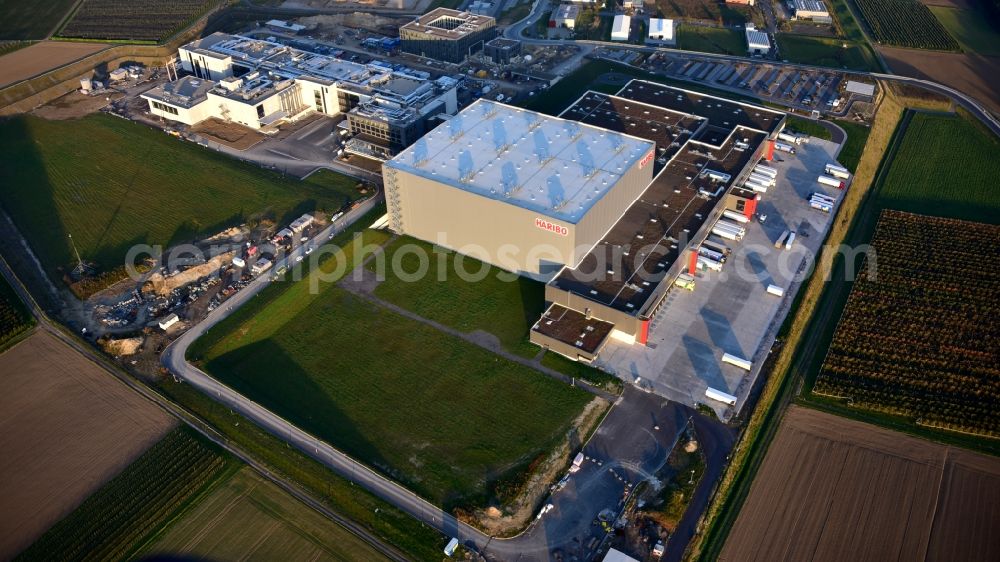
[783, 116, 833, 140]
[17, 427, 235, 561]
[930, 6, 1000, 56]
[189, 229, 592, 508]
[0, 115, 361, 285]
[775, 34, 880, 71]
[677, 26, 746, 56]
[146, 467, 388, 561]
[833, 120, 871, 173]
[0, 274, 33, 350]
[0, 0, 77, 40]
[878, 112, 1000, 224]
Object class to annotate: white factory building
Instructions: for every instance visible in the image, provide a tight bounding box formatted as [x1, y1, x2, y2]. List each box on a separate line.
[551, 4, 581, 29]
[647, 18, 675, 44]
[745, 23, 770, 55]
[382, 100, 655, 279]
[611, 15, 631, 41]
[791, 0, 831, 22]
[142, 33, 459, 152]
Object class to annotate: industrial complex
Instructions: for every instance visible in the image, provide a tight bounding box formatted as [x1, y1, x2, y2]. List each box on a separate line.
[384, 80, 786, 361]
[398, 8, 498, 63]
[142, 32, 460, 155]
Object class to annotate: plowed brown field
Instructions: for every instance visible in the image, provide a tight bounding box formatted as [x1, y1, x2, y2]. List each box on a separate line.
[721, 406, 1000, 562]
[0, 330, 174, 559]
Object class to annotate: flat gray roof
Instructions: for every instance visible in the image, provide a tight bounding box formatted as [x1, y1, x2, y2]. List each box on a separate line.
[385, 99, 654, 223]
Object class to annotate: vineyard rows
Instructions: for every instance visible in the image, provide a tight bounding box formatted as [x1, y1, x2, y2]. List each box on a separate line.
[59, 0, 218, 42]
[854, 0, 960, 51]
[17, 428, 232, 561]
[815, 211, 1000, 437]
[0, 276, 33, 348]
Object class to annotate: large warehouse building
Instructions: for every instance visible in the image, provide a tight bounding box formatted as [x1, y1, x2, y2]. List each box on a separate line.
[383, 81, 785, 360]
[383, 100, 655, 277]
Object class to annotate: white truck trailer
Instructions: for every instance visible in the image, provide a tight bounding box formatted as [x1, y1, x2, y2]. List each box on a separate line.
[775, 142, 796, 154]
[775, 229, 790, 248]
[753, 164, 778, 178]
[825, 163, 850, 179]
[777, 132, 803, 145]
[705, 387, 737, 406]
[817, 175, 846, 189]
[712, 224, 743, 241]
[722, 353, 752, 371]
[722, 209, 750, 224]
[784, 231, 796, 250]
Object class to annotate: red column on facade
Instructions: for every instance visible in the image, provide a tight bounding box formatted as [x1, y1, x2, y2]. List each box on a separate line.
[765, 139, 775, 161]
[744, 196, 758, 219]
[637, 319, 650, 345]
[688, 249, 699, 275]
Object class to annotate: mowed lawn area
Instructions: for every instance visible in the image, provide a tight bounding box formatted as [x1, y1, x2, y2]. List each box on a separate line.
[189, 230, 593, 508]
[0, 0, 78, 39]
[371, 237, 545, 358]
[775, 34, 880, 71]
[0, 115, 361, 281]
[146, 467, 387, 561]
[878, 111, 1000, 223]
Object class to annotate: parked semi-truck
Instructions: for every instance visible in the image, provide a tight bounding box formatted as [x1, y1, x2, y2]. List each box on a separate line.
[745, 180, 769, 193]
[811, 192, 836, 204]
[699, 246, 727, 263]
[698, 256, 723, 271]
[712, 224, 744, 241]
[716, 219, 746, 234]
[775, 142, 796, 154]
[825, 163, 850, 179]
[810, 200, 833, 213]
[748, 172, 776, 186]
[702, 237, 732, 256]
[785, 231, 796, 250]
[722, 353, 752, 371]
[722, 209, 750, 224]
[777, 132, 804, 145]
[753, 164, 778, 179]
[817, 175, 846, 189]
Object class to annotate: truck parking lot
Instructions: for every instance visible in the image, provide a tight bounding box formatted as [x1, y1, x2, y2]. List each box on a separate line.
[596, 136, 847, 419]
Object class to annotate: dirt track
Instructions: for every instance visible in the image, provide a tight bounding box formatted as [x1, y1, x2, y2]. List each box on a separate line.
[0, 41, 108, 88]
[721, 406, 1000, 562]
[879, 46, 1000, 114]
[0, 330, 174, 559]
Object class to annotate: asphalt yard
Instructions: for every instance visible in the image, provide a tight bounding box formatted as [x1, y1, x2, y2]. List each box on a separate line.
[596, 137, 844, 419]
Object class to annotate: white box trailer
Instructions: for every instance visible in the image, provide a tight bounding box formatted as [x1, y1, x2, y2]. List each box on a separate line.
[698, 256, 723, 271]
[785, 231, 796, 250]
[702, 237, 731, 256]
[817, 175, 845, 189]
[749, 172, 776, 186]
[722, 209, 750, 224]
[705, 387, 737, 406]
[775, 229, 790, 248]
[712, 225, 742, 241]
[716, 220, 746, 235]
[722, 353, 752, 371]
[811, 192, 836, 204]
[775, 142, 796, 154]
[778, 132, 803, 145]
[753, 165, 778, 179]
[825, 163, 850, 179]
[745, 180, 769, 193]
[810, 200, 833, 213]
[766, 284, 785, 297]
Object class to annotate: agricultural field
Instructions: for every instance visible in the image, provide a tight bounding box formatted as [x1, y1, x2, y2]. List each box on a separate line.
[0, 330, 174, 559]
[774, 34, 880, 71]
[676, 26, 747, 56]
[0, 40, 107, 88]
[18, 427, 234, 561]
[814, 211, 1000, 437]
[58, 0, 219, 42]
[929, 4, 1000, 56]
[146, 467, 387, 561]
[722, 406, 1000, 562]
[189, 229, 595, 508]
[0, 274, 33, 350]
[0, 115, 362, 293]
[877, 112, 1000, 223]
[0, 0, 78, 40]
[854, 0, 960, 50]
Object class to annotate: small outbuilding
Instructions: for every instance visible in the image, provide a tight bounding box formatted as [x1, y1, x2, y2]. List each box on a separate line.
[647, 18, 675, 44]
[158, 313, 179, 331]
[611, 14, 631, 41]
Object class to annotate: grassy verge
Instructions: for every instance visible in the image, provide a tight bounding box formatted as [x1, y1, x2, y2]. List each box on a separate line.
[0, 114, 362, 292]
[783, 115, 832, 140]
[16, 427, 237, 562]
[832, 119, 871, 172]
